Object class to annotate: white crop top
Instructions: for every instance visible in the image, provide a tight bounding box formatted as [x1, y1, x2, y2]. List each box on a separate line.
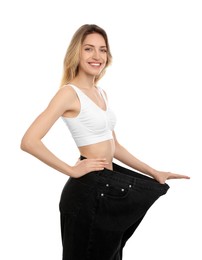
[62, 84, 117, 147]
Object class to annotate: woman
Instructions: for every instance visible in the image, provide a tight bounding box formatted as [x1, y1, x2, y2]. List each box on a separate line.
[21, 24, 190, 260]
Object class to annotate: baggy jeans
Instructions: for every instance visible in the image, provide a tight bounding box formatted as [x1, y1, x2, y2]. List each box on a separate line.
[59, 156, 170, 260]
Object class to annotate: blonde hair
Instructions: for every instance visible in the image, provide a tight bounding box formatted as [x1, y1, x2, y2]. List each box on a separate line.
[59, 24, 112, 88]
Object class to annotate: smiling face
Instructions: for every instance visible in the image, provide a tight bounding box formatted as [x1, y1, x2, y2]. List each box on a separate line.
[78, 33, 108, 78]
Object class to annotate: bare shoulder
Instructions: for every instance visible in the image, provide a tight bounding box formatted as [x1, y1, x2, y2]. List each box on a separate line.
[56, 85, 77, 101]
[49, 85, 77, 109]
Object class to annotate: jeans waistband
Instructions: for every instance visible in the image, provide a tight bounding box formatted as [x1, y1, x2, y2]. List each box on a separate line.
[79, 155, 169, 192]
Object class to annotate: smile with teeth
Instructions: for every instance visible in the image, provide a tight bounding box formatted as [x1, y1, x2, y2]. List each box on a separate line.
[88, 62, 101, 67]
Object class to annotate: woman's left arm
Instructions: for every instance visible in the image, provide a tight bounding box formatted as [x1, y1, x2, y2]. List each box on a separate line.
[112, 131, 190, 184]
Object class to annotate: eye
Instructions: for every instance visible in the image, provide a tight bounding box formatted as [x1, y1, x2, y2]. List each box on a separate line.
[84, 47, 93, 52]
[100, 49, 107, 53]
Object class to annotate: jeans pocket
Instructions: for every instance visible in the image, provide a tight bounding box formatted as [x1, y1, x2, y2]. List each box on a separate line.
[99, 182, 130, 200]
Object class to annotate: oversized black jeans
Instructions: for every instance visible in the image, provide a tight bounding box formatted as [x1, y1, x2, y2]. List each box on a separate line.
[59, 156, 169, 260]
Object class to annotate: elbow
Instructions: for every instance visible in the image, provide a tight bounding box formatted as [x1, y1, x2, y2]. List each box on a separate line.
[20, 136, 29, 152]
[20, 136, 35, 153]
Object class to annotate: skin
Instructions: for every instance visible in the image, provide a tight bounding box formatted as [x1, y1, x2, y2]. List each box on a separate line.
[21, 33, 190, 184]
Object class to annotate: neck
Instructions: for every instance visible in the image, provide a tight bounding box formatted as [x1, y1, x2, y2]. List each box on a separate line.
[72, 74, 96, 90]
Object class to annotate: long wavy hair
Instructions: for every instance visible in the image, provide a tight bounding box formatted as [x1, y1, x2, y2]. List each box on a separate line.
[59, 24, 112, 88]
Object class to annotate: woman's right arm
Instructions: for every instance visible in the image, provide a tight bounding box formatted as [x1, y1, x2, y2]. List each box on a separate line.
[20, 86, 108, 177]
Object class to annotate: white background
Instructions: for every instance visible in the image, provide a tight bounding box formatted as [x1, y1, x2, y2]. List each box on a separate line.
[0, 0, 201, 259]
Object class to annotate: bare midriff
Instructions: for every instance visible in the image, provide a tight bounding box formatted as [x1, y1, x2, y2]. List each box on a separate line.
[78, 139, 115, 170]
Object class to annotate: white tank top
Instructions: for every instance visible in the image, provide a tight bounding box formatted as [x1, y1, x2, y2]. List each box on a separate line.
[61, 84, 117, 147]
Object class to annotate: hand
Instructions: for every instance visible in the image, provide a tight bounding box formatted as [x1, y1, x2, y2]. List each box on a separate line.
[70, 158, 109, 178]
[153, 170, 190, 184]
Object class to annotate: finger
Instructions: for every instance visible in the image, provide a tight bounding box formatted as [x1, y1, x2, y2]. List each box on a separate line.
[168, 174, 190, 180]
[86, 159, 109, 166]
[91, 163, 108, 168]
[177, 175, 190, 179]
[87, 158, 108, 162]
[86, 165, 105, 172]
[92, 161, 109, 169]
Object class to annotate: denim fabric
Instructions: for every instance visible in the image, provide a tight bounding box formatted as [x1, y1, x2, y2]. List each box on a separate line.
[59, 156, 169, 260]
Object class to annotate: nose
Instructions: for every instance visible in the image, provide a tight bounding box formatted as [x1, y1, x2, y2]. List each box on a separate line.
[92, 49, 100, 60]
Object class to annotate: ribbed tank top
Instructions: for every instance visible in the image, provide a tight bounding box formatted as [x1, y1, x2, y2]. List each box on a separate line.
[62, 84, 117, 147]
